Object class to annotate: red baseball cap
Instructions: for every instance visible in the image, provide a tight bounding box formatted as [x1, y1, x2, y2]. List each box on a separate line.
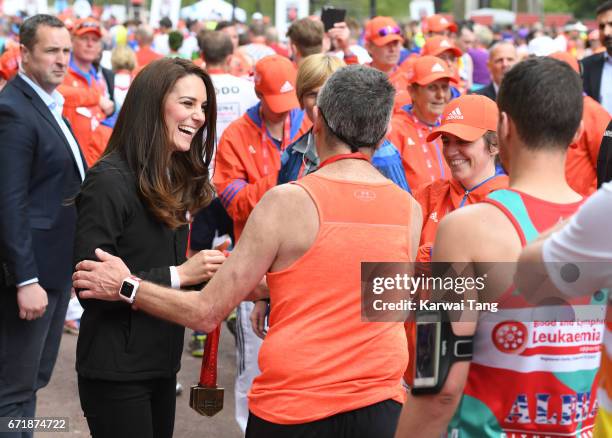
[425, 14, 458, 34]
[73, 18, 102, 38]
[422, 36, 462, 58]
[254, 55, 300, 113]
[365, 16, 404, 47]
[406, 55, 457, 86]
[427, 95, 498, 142]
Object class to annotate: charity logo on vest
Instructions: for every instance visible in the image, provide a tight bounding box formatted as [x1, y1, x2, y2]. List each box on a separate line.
[492, 320, 603, 356]
[492, 321, 528, 354]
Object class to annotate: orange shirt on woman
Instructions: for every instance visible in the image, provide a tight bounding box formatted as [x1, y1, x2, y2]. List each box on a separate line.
[414, 174, 509, 262]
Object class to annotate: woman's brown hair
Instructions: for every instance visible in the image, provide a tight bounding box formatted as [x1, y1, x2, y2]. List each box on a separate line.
[102, 57, 217, 229]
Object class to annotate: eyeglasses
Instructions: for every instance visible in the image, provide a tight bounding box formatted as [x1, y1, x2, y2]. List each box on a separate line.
[377, 26, 401, 38]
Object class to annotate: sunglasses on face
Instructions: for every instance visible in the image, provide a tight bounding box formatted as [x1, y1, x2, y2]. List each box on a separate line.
[77, 21, 100, 31]
[377, 26, 401, 37]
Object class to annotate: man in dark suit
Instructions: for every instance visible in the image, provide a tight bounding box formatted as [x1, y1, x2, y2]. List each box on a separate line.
[597, 120, 612, 186]
[473, 41, 517, 101]
[582, 0, 612, 114]
[0, 15, 85, 430]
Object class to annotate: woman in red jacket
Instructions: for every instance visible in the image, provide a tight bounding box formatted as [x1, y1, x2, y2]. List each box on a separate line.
[414, 94, 508, 262]
[403, 93, 508, 388]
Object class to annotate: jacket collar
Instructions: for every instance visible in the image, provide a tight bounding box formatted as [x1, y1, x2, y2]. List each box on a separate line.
[245, 101, 306, 141]
[449, 174, 509, 209]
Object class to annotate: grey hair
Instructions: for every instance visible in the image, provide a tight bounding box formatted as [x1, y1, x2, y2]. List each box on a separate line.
[316, 65, 395, 151]
[488, 40, 516, 57]
[135, 25, 155, 45]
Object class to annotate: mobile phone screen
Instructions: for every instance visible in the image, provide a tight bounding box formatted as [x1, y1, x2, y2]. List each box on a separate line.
[321, 7, 346, 32]
[415, 321, 438, 379]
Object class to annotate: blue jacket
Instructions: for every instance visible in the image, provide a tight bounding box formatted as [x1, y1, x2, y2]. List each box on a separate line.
[278, 129, 411, 193]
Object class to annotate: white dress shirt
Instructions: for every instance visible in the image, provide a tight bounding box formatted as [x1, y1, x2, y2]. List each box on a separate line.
[600, 52, 612, 115]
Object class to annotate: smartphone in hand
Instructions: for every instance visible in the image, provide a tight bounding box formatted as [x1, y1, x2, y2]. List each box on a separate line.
[321, 6, 346, 32]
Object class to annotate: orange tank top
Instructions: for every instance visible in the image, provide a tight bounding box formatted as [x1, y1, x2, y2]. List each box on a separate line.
[248, 172, 414, 424]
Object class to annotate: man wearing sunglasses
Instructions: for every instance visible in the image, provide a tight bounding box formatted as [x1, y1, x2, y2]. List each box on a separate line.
[364, 17, 406, 92]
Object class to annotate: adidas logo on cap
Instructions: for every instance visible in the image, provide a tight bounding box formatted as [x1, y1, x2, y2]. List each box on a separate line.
[446, 107, 464, 121]
[431, 62, 445, 73]
[440, 40, 451, 48]
[280, 81, 294, 93]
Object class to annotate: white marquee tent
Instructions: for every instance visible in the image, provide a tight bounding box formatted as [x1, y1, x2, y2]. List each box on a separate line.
[180, 0, 247, 23]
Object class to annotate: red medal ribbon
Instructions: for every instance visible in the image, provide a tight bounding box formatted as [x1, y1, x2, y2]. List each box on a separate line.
[260, 108, 292, 176]
[318, 152, 370, 169]
[199, 325, 221, 387]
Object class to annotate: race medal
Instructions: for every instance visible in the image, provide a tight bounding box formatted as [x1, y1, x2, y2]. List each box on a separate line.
[190, 325, 224, 416]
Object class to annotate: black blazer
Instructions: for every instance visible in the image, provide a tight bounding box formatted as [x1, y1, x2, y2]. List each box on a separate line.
[472, 82, 497, 101]
[74, 152, 188, 381]
[582, 52, 605, 103]
[597, 120, 612, 187]
[0, 75, 84, 290]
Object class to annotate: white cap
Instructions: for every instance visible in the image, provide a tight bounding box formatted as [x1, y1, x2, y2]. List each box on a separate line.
[527, 36, 557, 57]
[252, 12, 263, 21]
[564, 21, 588, 33]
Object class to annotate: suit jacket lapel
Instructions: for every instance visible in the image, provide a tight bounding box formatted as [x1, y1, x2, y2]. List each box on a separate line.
[488, 84, 496, 100]
[14, 75, 87, 175]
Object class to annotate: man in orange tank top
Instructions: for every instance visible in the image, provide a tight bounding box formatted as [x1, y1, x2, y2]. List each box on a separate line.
[395, 57, 603, 437]
[73, 65, 423, 438]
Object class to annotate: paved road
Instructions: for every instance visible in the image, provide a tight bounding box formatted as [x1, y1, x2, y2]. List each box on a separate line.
[37, 326, 243, 438]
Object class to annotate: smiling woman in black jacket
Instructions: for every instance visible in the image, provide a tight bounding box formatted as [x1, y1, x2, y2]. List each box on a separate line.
[73, 58, 225, 438]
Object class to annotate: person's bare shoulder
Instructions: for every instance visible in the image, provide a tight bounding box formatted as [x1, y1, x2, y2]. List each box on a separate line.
[235, 183, 315, 255]
[258, 183, 314, 214]
[251, 183, 318, 270]
[434, 202, 522, 263]
[253, 183, 317, 237]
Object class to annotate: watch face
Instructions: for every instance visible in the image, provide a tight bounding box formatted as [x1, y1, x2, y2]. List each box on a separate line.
[120, 281, 135, 298]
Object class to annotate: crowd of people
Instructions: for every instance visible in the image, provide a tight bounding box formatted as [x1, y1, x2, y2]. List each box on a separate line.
[1, 2, 612, 438]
